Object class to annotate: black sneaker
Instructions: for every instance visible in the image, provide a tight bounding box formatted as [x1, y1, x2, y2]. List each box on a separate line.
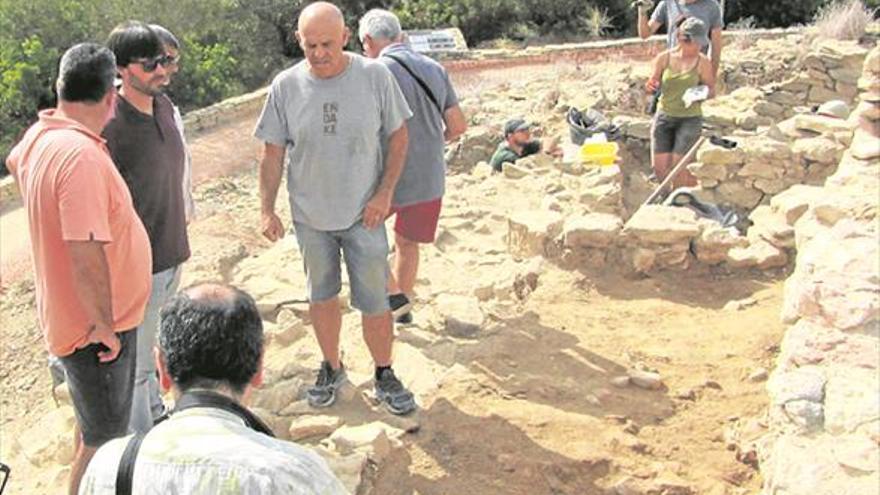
[307, 361, 348, 408]
[388, 293, 412, 319]
[375, 368, 417, 415]
[396, 312, 413, 325]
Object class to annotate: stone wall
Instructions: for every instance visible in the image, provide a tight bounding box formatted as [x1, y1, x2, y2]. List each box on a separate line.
[612, 40, 871, 218]
[755, 44, 880, 495]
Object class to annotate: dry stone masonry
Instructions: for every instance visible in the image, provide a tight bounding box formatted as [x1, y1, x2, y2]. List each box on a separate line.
[757, 43, 880, 495]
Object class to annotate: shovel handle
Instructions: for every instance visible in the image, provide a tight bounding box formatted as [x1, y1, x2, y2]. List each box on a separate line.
[643, 135, 707, 207]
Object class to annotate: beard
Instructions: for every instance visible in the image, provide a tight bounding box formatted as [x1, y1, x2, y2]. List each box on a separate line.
[129, 73, 165, 97]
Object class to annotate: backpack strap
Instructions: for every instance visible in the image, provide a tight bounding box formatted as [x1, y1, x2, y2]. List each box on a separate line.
[382, 52, 445, 118]
[115, 432, 146, 495]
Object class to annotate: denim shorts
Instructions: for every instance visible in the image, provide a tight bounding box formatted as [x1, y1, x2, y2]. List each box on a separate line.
[58, 329, 136, 446]
[293, 221, 390, 315]
[652, 112, 703, 155]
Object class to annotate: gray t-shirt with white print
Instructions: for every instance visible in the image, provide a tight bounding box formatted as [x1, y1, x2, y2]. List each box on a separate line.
[651, 0, 722, 51]
[254, 54, 412, 231]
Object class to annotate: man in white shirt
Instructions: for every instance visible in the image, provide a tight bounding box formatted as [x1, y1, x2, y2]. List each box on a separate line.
[78, 283, 347, 495]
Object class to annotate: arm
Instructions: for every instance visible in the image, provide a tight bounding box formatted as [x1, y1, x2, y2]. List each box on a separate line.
[646, 51, 668, 92]
[67, 240, 119, 362]
[443, 105, 467, 142]
[638, 2, 662, 39]
[259, 143, 286, 241]
[709, 27, 723, 77]
[363, 124, 408, 229]
[699, 55, 717, 98]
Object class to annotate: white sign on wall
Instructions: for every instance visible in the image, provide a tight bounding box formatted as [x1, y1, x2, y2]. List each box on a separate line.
[404, 29, 468, 53]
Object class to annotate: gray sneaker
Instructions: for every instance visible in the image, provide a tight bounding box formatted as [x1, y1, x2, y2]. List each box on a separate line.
[307, 361, 347, 408]
[375, 368, 417, 415]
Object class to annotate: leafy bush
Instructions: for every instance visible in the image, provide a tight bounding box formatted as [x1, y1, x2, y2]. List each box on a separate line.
[394, 0, 523, 45]
[0, 36, 60, 162]
[724, 0, 831, 28]
[168, 39, 243, 111]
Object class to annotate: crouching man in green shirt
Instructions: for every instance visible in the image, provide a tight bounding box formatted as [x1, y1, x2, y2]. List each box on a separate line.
[489, 118, 560, 172]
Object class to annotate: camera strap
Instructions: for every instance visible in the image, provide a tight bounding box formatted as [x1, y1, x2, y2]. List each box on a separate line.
[115, 390, 274, 495]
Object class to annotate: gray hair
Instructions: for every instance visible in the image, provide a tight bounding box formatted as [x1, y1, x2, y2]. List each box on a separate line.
[358, 9, 402, 43]
[57, 43, 117, 103]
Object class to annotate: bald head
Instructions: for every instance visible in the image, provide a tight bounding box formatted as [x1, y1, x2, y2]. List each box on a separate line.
[296, 1, 351, 79]
[158, 283, 264, 395]
[298, 1, 344, 32]
[184, 282, 237, 304]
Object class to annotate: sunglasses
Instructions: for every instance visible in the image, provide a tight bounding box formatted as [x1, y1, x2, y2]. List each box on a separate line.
[131, 54, 179, 72]
[679, 34, 694, 43]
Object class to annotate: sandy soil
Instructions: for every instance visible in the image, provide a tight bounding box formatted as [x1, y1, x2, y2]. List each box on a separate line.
[0, 57, 791, 495]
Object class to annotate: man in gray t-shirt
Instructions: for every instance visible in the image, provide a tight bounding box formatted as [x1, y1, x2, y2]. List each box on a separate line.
[636, 0, 723, 75]
[254, 2, 417, 415]
[358, 9, 467, 325]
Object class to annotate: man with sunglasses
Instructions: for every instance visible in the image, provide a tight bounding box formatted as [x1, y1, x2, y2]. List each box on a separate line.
[636, 0, 723, 76]
[150, 24, 196, 224]
[104, 21, 191, 435]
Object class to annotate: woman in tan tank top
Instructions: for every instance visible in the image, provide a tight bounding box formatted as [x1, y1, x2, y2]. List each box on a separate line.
[646, 17, 716, 188]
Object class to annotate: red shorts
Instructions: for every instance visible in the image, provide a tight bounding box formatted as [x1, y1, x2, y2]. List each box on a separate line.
[389, 198, 443, 243]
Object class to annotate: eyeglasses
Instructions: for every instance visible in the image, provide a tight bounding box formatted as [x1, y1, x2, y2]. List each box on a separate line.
[163, 54, 180, 67]
[131, 54, 179, 72]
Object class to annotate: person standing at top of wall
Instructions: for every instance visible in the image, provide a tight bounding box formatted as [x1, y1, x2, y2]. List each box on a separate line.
[358, 8, 467, 325]
[636, 0, 724, 76]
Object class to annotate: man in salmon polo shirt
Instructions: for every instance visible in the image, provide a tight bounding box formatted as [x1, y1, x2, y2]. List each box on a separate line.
[5, 43, 152, 495]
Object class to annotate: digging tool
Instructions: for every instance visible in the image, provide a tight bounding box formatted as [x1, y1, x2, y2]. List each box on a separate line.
[641, 134, 737, 208]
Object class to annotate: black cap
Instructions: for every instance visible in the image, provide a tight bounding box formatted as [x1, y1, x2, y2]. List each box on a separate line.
[504, 118, 531, 137]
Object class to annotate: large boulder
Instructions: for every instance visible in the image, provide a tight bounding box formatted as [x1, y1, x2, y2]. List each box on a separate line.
[793, 114, 855, 136]
[445, 126, 501, 174]
[726, 238, 789, 270]
[231, 236, 308, 318]
[782, 219, 879, 331]
[622, 205, 701, 245]
[770, 185, 826, 226]
[507, 210, 564, 259]
[694, 223, 749, 265]
[562, 213, 623, 249]
[578, 182, 623, 214]
[792, 136, 847, 165]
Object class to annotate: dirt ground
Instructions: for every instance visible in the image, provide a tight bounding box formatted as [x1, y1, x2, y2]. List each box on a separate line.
[0, 61, 788, 494]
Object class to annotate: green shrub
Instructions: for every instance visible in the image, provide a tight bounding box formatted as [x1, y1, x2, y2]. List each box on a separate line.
[394, 0, 523, 45]
[168, 39, 243, 111]
[724, 0, 831, 28]
[0, 36, 60, 163]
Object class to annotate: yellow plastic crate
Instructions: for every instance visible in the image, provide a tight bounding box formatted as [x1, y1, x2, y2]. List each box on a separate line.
[579, 142, 618, 165]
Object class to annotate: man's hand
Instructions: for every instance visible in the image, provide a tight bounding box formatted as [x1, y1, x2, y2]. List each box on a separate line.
[262, 210, 285, 241]
[646, 78, 661, 93]
[88, 324, 121, 362]
[363, 189, 392, 229]
[632, 0, 653, 12]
